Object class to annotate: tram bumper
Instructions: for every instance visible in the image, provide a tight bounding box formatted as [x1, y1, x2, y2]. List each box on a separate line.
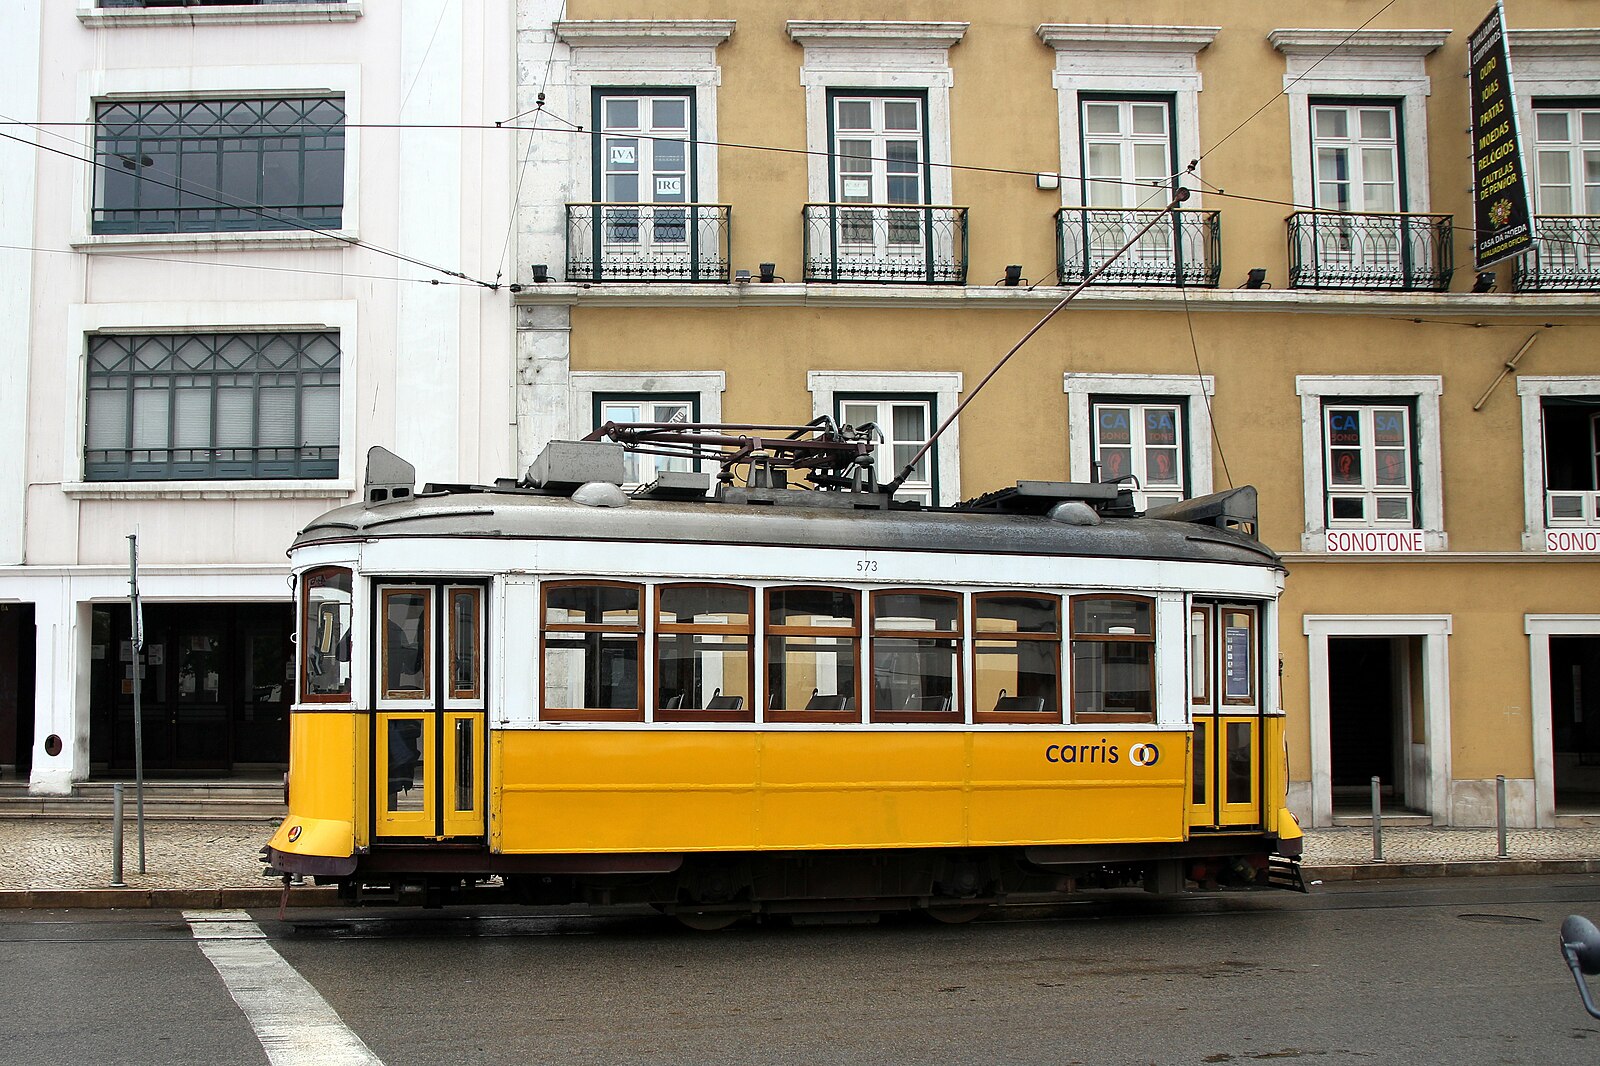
[1274, 808, 1305, 859]
[265, 817, 358, 877]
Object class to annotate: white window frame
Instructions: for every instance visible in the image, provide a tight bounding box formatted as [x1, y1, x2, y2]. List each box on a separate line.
[568, 370, 725, 445]
[837, 396, 936, 506]
[556, 21, 732, 208]
[1037, 24, 1218, 210]
[595, 394, 702, 490]
[787, 21, 967, 207]
[1269, 29, 1448, 214]
[1296, 375, 1444, 552]
[1321, 403, 1416, 529]
[62, 300, 359, 499]
[1064, 373, 1215, 501]
[70, 64, 362, 252]
[808, 370, 962, 506]
[1518, 376, 1600, 549]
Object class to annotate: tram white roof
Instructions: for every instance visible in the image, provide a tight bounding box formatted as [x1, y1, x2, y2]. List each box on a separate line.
[292, 488, 1282, 571]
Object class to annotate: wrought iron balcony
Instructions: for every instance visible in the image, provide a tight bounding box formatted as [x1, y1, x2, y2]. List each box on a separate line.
[803, 204, 968, 284]
[566, 203, 730, 283]
[1514, 217, 1600, 292]
[1287, 211, 1453, 292]
[1055, 207, 1220, 287]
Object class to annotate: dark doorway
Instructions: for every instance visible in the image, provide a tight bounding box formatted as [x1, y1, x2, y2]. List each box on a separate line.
[1552, 635, 1600, 808]
[0, 604, 36, 779]
[1329, 636, 1409, 808]
[89, 602, 291, 777]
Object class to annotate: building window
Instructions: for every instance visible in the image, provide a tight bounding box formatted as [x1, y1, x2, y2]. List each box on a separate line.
[1322, 402, 1417, 528]
[1520, 380, 1600, 539]
[833, 93, 928, 211]
[1090, 399, 1187, 505]
[593, 393, 698, 488]
[1296, 375, 1444, 551]
[598, 92, 692, 207]
[1519, 103, 1600, 290]
[1065, 374, 1214, 504]
[837, 395, 935, 505]
[1081, 97, 1173, 210]
[93, 98, 344, 235]
[1311, 102, 1402, 214]
[84, 331, 340, 482]
[810, 371, 962, 506]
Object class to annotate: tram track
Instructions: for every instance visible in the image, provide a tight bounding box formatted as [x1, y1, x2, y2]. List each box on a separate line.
[4, 877, 1600, 944]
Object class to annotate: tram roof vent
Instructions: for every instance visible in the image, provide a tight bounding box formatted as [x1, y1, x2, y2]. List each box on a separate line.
[523, 440, 626, 492]
[1145, 486, 1259, 538]
[959, 480, 1120, 515]
[634, 470, 712, 501]
[364, 446, 416, 506]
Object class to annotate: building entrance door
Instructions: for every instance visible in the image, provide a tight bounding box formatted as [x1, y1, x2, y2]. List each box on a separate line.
[1551, 636, 1600, 810]
[90, 603, 291, 775]
[1328, 636, 1425, 812]
[0, 604, 35, 778]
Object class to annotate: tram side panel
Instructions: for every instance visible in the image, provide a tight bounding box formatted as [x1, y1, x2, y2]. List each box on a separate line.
[490, 729, 1186, 855]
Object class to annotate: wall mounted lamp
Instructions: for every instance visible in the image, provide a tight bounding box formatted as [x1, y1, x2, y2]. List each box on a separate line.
[759, 262, 777, 283]
[1000, 265, 1024, 286]
[1242, 267, 1268, 290]
[1473, 271, 1496, 293]
[530, 263, 550, 283]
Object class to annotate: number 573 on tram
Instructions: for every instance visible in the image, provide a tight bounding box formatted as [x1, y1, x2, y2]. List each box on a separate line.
[266, 441, 1305, 924]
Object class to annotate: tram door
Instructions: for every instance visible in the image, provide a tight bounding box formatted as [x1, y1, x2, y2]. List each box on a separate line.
[373, 583, 486, 841]
[1189, 602, 1263, 830]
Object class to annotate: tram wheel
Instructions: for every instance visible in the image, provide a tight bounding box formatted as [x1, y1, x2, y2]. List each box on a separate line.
[919, 903, 988, 925]
[671, 908, 743, 932]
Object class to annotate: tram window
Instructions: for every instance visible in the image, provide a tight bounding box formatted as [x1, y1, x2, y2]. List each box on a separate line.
[973, 593, 1061, 723]
[301, 566, 352, 701]
[1190, 608, 1210, 706]
[1070, 595, 1155, 723]
[871, 590, 963, 723]
[1221, 608, 1256, 705]
[380, 587, 432, 701]
[766, 587, 860, 722]
[447, 587, 482, 702]
[542, 582, 643, 721]
[656, 584, 754, 722]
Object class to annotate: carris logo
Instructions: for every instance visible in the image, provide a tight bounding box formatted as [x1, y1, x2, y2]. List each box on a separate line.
[1128, 743, 1160, 767]
[287, 825, 302, 843]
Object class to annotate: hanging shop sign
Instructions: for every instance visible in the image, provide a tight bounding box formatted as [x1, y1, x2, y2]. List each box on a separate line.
[1468, 3, 1535, 269]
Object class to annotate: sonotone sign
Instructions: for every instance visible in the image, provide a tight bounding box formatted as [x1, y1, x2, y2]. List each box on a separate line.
[1469, 3, 1534, 269]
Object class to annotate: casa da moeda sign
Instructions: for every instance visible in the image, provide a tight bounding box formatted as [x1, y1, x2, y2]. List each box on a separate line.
[1325, 530, 1426, 554]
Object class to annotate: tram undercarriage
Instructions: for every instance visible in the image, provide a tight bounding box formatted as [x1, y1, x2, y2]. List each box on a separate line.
[284, 838, 1305, 921]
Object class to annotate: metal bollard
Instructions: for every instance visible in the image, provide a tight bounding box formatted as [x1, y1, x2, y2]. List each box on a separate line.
[1371, 776, 1384, 863]
[1497, 774, 1509, 859]
[110, 782, 126, 888]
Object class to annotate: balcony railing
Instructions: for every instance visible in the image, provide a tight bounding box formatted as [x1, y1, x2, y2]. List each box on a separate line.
[803, 204, 967, 284]
[1287, 211, 1453, 292]
[565, 203, 731, 283]
[1056, 207, 1221, 287]
[1514, 217, 1600, 292]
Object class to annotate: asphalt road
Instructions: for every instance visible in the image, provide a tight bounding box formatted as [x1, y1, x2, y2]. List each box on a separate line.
[3, 876, 1599, 1065]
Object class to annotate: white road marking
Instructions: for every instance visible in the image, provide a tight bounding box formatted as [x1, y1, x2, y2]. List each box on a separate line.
[185, 910, 384, 1066]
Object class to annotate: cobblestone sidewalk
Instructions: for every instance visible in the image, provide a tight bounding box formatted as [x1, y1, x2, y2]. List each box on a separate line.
[4, 818, 1600, 893]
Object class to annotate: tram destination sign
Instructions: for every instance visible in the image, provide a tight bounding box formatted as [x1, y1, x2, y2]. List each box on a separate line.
[1468, 3, 1534, 269]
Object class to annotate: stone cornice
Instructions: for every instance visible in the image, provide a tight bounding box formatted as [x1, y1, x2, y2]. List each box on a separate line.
[1037, 24, 1219, 54]
[556, 20, 735, 49]
[785, 21, 969, 50]
[1508, 28, 1600, 58]
[513, 283, 1600, 318]
[1269, 28, 1451, 58]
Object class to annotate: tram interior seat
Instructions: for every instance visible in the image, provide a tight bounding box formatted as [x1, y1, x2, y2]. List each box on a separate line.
[804, 690, 850, 711]
[994, 693, 1047, 712]
[906, 694, 951, 712]
[664, 694, 685, 710]
[705, 689, 744, 710]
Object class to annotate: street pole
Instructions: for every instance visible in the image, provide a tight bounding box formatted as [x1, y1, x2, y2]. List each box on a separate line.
[128, 533, 146, 875]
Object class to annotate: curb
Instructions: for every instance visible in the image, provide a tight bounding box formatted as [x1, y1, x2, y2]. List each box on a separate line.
[1304, 857, 1600, 881]
[0, 886, 339, 910]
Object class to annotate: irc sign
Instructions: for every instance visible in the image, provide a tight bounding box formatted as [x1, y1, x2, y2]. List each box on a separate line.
[1326, 530, 1425, 554]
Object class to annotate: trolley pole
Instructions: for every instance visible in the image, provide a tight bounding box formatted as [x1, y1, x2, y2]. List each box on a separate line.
[128, 533, 146, 875]
[1371, 776, 1384, 863]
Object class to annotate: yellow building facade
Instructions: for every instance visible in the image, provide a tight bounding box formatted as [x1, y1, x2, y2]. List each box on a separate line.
[512, 1, 1600, 827]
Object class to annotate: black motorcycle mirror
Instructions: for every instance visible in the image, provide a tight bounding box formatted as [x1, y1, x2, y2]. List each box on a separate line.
[1560, 915, 1600, 1018]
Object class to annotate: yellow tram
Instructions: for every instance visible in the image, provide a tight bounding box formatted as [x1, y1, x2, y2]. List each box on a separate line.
[267, 431, 1303, 923]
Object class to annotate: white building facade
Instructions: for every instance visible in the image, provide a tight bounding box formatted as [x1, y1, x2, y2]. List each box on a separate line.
[0, 0, 519, 792]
